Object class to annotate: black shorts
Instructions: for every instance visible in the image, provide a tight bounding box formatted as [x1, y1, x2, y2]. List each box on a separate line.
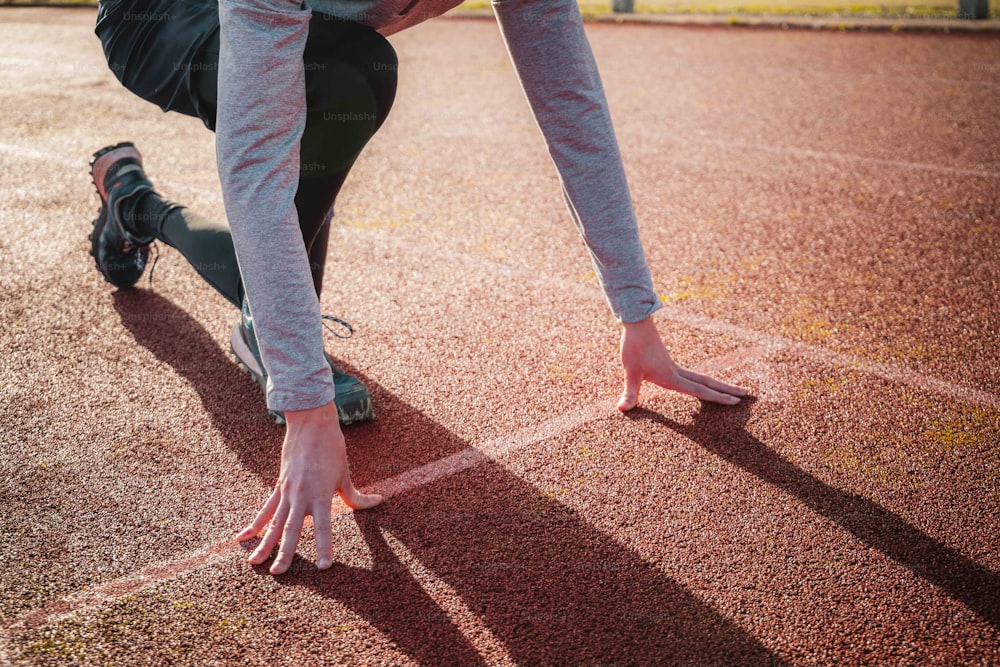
[96, 0, 220, 128]
[95, 0, 379, 132]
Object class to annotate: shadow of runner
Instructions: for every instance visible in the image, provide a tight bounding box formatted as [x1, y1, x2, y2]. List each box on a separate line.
[627, 400, 1000, 630]
[112, 290, 777, 664]
[279, 465, 778, 664]
[113, 289, 285, 482]
[112, 289, 470, 486]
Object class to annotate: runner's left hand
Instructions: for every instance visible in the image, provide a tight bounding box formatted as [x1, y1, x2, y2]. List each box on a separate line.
[617, 315, 747, 411]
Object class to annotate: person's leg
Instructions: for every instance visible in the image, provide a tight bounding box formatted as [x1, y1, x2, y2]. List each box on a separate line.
[93, 2, 397, 425]
[139, 203, 245, 306]
[296, 18, 398, 294]
[96, 1, 397, 301]
[93, 0, 239, 298]
[186, 16, 398, 296]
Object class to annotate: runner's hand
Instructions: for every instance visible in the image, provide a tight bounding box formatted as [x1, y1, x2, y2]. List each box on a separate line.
[617, 315, 747, 411]
[237, 401, 382, 575]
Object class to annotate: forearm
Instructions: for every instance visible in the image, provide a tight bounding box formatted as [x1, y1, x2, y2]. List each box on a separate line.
[492, 0, 660, 324]
[216, 0, 335, 411]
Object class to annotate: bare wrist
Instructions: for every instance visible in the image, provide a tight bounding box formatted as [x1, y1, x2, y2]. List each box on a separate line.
[622, 315, 656, 331]
[283, 400, 339, 427]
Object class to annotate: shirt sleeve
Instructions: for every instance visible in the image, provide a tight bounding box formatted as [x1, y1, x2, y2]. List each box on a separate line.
[491, 0, 661, 323]
[216, 0, 336, 412]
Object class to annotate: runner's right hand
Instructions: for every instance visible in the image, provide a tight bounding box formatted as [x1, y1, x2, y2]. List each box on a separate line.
[237, 400, 382, 575]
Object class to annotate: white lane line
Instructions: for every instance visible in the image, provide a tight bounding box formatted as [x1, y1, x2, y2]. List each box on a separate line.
[0, 142, 80, 169]
[362, 400, 615, 504]
[655, 306, 1000, 409]
[6, 135, 986, 410]
[338, 225, 1000, 410]
[7, 540, 236, 635]
[2, 345, 770, 636]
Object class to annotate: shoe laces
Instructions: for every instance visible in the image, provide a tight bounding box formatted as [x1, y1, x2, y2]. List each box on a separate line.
[139, 247, 353, 341]
[147, 242, 160, 288]
[322, 314, 354, 339]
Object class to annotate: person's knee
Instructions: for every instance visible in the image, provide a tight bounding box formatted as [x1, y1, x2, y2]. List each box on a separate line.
[363, 34, 398, 126]
[311, 22, 398, 127]
[299, 22, 398, 172]
[301, 60, 377, 173]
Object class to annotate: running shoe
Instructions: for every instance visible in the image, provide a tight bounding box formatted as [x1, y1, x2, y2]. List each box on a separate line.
[88, 142, 157, 289]
[229, 297, 374, 426]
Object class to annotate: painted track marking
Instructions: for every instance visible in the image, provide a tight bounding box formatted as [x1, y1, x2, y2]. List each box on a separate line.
[337, 225, 1000, 410]
[1, 108, 997, 639]
[3, 345, 768, 636]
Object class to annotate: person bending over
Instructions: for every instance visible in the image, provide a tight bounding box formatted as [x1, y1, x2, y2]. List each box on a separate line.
[89, 0, 747, 575]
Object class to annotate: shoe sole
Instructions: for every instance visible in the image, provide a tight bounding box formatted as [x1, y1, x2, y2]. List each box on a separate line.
[88, 206, 149, 289]
[229, 323, 374, 427]
[90, 142, 142, 201]
[87, 142, 148, 289]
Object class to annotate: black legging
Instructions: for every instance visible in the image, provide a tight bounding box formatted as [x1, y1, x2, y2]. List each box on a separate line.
[99, 3, 397, 305]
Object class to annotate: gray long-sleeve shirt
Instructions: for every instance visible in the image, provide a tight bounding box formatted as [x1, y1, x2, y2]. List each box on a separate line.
[217, 0, 661, 412]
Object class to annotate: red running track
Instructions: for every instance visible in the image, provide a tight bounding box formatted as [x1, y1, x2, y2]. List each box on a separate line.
[1, 7, 998, 665]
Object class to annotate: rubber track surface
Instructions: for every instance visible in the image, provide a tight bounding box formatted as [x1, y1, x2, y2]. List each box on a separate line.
[1, 7, 998, 665]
